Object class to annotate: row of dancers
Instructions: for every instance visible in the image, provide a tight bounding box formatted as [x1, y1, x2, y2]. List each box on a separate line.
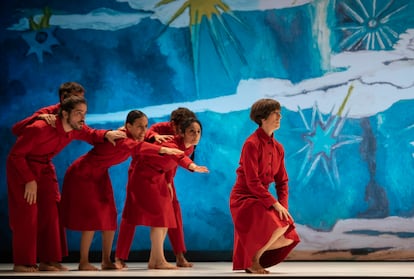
[6, 81, 300, 274]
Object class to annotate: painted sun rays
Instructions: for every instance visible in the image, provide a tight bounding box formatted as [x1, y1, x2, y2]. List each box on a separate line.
[292, 85, 363, 188]
[337, 0, 410, 51]
[155, 0, 247, 96]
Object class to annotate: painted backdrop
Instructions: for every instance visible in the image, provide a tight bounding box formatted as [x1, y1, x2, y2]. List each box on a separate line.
[1, 0, 414, 261]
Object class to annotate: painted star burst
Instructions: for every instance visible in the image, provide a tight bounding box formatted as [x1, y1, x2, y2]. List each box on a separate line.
[21, 7, 59, 63]
[293, 86, 362, 187]
[22, 28, 59, 63]
[336, 0, 409, 51]
[155, 0, 247, 96]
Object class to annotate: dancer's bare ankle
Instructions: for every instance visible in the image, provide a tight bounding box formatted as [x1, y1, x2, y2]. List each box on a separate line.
[114, 258, 128, 269]
[13, 264, 38, 272]
[176, 253, 193, 267]
[78, 262, 99, 271]
[148, 260, 178, 270]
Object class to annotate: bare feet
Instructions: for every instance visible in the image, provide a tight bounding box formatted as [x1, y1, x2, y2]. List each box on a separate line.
[78, 262, 99, 271]
[245, 257, 269, 274]
[176, 253, 193, 268]
[39, 262, 68, 271]
[13, 264, 39, 272]
[148, 260, 178, 270]
[114, 258, 128, 270]
[245, 267, 270, 274]
[101, 262, 118, 270]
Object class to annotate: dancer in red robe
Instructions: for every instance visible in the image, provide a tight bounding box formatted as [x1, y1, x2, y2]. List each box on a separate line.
[145, 107, 196, 267]
[115, 118, 208, 270]
[6, 96, 126, 273]
[60, 110, 183, 271]
[230, 98, 300, 274]
[11, 81, 85, 136]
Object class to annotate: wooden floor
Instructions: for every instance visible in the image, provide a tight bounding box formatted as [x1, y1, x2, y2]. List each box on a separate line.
[0, 261, 413, 278]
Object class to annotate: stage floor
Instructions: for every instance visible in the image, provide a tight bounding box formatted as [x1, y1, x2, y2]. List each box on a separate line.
[0, 261, 413, 278]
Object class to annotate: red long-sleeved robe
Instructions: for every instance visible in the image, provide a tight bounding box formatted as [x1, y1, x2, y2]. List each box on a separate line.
[6, 117, 107, 266]
[60, 129, 162, 231]
[145, 122, 194, 254]
[229, 127, 300, 270]
[11, 103, 60, 136]
[115, 136, 194, 260]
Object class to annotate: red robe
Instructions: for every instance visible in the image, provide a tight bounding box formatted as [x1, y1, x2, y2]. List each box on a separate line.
[6, 117, 106, 265]
[145, 121, 194, 254]
[60, 129, 162, 231]
[115, 136, 194, 260]
[11, 103, 60, 136]
[229, 127, 300, 270]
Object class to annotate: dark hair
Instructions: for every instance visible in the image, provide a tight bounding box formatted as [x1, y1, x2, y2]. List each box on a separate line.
[58, 82, 85, 101]
[178, 117, 202, 135]
[178, 117, 201, 161]
[250, 98, 281, 126]
[125, 110, 147, 125]
[58, 95, 87, 117]
[170, 107, 196, 125]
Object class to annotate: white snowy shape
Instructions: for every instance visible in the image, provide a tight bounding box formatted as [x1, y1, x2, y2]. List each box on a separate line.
[295, 216, 414, 250]
[86, 29, 414, 124]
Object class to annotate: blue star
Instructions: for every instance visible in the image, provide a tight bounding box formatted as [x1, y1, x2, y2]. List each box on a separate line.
[21, 27, 59, 63]
[294, 103, 362, 188]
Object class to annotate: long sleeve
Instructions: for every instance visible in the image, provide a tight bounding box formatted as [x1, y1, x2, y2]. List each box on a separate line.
[241, 140, 277, 209]
[8, 125, 40, 183]
[71, 124, 107, 144]
[145, 122, 174, 142]
[274, 144, 289, 208]
[11, 103, 60, 136]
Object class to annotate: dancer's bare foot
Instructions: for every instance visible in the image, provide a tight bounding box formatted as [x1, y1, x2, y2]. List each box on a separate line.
[13, 264, 39, 272]
[148, 260, 178, 270]
[176, 253, 193, 268]
[114, 258, 128, 270]
[78, 262, 99, 271]
[245, 259, 270, 274]
[245, 267, 270, 274]
[39, 262, 68, 271]
[101, 261, 118, 270]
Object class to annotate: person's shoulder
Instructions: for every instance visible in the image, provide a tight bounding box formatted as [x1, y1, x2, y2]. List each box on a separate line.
[20, 119, 50, 136]
[37, 103, 60, 114]
[245, 130, 260, 142]
[150, 121, 169, 129]
[29, 119, 50, 129]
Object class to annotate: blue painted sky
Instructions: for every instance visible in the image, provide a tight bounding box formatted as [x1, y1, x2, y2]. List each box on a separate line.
[1, 0, 414, 253]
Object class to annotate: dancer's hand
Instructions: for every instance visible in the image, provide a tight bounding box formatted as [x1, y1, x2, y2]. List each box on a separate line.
[273, 202, 293, 221]
[24, 180, 37, 205]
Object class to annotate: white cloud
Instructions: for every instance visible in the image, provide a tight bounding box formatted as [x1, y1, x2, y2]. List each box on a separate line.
[8, 7, 151, 31]
[87, 29, 414, 124]
[8, 0, 313, 31]
[295, 216, 414, 250]
[117, 0, 313, 28]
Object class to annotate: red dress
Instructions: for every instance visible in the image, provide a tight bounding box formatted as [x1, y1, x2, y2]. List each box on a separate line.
[145, 122, 194, 254]
[229, 127, 300, 270]
[6, 117, 106, 266]
[11, 103, 60, 136]
[60, 129, 162, 231]
[115, 136, 194, 259]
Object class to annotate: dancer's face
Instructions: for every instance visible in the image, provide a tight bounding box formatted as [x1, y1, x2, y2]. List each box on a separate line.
[127, 116, 148, 141]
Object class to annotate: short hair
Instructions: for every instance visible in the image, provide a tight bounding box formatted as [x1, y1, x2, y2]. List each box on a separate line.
[170, 107, 196, 125]
[58, 82, 85, 101]
[58, 95, 87, 117]
[125, 110, 147, 125]
[250, 98, 281, 126]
